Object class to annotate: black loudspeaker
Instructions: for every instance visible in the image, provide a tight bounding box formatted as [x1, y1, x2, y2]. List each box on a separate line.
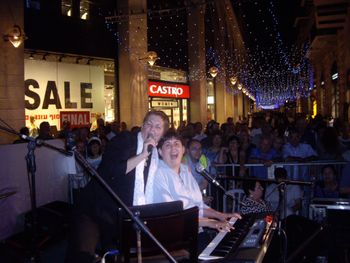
[24, 201, 73, 237]
[3, 201, 73, 262]
[263, 215, 325, 263]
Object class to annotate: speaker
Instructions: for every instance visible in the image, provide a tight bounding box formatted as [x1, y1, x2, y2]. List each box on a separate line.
[24, 201, 73, 237]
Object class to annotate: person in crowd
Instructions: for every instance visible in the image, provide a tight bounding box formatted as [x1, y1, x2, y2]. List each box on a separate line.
[248, 135, 279, 179]
[65, 110, 169, 263]
[152, 131, 241, 249]
[37, 121, 53, 140]
[253, 122, 274, 147]
[250, 115, 264, 147]
[120, 121, 128, 132]
[29, 115, 39, 137]
[86, 137, 103, 170]
[240, 178, 273, 215]
[282, 128, 318, 180]
[75, 126, 90, 144]
[179, 122, 195, 139]
[130, 126, 141, 134]
[219, 135, 246, 177]
[89, 113, 102, 132]
[316, 127, 342, 160]
[105, 120, 120, 141]
[201, 120, 220, 149]
[58, 120, 72, 139]
[13, 127, 30, 144]
[295, 115, 317, 150]
[69, 138, 89, 203]
[283, 128, 318, 217]
[265, 167, 302, 218]
[314, 165, 339, 198]
[193, 121, 207, 141]
[272, 136, 285, 161]
[338, 121, 350, 151]
[237, 129, 254, 158]
[204, 130, 223, 168]
[340, 159, 350, 198]
[91, 117, 106, 138]
[183, 139, 211, 191]
[220, 120, 235, 144]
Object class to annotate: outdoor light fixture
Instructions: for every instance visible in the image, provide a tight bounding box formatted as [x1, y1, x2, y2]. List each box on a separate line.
[140, 51, 159, 66]
[230, 76, 237, 85]
[237, 83, 243, 90]
[3, 25, 26, 48]
[209, 66, 218, 78]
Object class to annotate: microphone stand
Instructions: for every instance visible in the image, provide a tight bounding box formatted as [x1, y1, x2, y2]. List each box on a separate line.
[276, 182, 288, 263]
[197, 168, 236, 208]
[0, 122, 72, 263]
[71, 148, 177, 263]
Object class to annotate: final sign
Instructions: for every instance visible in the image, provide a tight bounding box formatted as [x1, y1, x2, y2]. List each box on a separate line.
[148, 81, 190, 99]
[60, 111, 90, 128]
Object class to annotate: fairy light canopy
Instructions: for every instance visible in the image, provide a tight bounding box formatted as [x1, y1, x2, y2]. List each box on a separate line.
[104, 0, 309, 108]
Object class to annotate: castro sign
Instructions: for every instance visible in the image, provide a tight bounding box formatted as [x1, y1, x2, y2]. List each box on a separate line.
[148, 81, 190, 99]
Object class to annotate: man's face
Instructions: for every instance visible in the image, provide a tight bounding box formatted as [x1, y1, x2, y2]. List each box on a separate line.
[159, 137, 185, 170]
[259, 138, 271, 153]
[289, 133, 300, 147]
[188, 141, 202, 161]
[141, 114, 165, 143]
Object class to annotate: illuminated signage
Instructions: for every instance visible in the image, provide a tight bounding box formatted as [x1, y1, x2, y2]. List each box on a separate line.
[150, 100, 178, 108]
[148, 81, 190, 99]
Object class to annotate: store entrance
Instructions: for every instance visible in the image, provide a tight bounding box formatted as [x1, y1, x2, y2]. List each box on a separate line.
[149, 98, 188, 129]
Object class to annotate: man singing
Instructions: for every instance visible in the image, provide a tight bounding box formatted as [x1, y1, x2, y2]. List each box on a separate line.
[66, 110, 169, 263]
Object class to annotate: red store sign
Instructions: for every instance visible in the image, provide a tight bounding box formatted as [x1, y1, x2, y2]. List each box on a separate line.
[60, 111, 90, 128]
[148, 81, 190, 99]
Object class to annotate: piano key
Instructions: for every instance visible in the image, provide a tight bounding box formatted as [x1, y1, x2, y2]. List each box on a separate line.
[199, 213, 269, 261]
[198, 216, 238, 260]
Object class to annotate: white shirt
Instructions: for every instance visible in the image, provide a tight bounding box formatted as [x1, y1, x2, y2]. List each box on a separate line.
[152, 160, 206, 217]
[265, 183, 302, 218]
[133, 132, 158, 205]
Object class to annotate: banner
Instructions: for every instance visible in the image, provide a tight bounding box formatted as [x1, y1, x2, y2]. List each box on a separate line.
[24, 60, 105, 130]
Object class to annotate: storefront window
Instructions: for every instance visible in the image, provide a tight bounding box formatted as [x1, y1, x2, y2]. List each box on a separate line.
[61, 0, 89, 20]
[207, 78, 215, 120]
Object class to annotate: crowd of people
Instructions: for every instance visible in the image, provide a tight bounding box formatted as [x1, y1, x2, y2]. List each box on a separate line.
[14, 111, 350, 262]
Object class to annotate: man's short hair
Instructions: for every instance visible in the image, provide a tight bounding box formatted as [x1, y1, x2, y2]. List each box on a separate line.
[143, 110, 170, 131]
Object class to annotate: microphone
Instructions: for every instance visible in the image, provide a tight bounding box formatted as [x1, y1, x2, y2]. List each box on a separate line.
[195, 163, 226, 192]
[147, 144, 153, 154]
[265, 181, 286, 199]
[146, 134, 154, 154]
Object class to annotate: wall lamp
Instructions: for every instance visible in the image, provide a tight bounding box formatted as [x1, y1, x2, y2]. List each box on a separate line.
[209, 66, 218, 78]
[139, 51, 159, 66]
[230, 76, 237, 85]
[3, 25, 26, 48]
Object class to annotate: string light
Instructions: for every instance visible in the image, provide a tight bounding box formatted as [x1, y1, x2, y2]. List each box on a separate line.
[103, 0, 310, 108]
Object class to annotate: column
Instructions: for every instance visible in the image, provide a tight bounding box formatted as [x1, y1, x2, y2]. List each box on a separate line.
[117, 0, 148, 128]
[187, 2, 207, 125]
[0, 0, 25, 144]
